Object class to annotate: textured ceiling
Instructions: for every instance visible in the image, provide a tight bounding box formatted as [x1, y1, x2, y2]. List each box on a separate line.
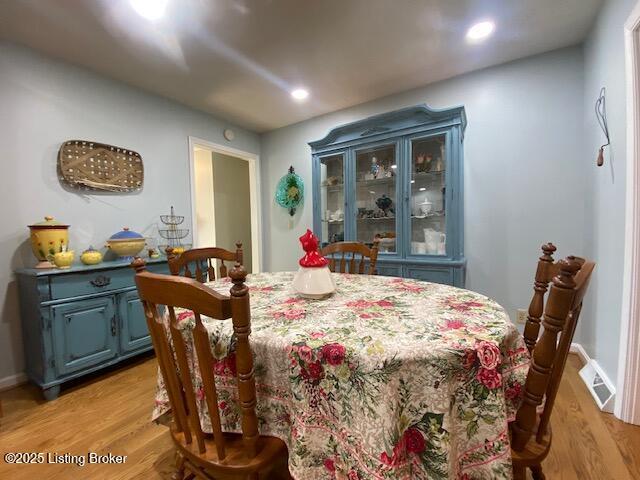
[0, 0, 602, 132]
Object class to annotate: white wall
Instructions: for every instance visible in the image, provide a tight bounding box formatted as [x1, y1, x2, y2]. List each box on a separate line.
[261, 46, 587, 331]
[194, 149, 216, 248]
[579, 0, 637, 385]
[0, 42, 260, 383]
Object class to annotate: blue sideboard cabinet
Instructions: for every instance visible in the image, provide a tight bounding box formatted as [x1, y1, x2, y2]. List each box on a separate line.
[15, 258, 169, 400]
[310, 104, 467, 286]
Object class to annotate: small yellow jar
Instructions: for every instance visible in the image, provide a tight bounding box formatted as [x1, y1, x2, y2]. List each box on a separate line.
[80, 246, 103, 265]
[47, 250, 75, 269]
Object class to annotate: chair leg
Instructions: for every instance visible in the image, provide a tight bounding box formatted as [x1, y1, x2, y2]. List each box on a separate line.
[531, 464, 545, 480]
[513, 465, 527, 480]
[172, 451, 186, 480]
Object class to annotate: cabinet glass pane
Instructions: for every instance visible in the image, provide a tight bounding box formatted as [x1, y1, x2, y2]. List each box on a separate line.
[319, 154, 345, 246]
[355, 144, 397, 252]
[410, 136, 446, 255]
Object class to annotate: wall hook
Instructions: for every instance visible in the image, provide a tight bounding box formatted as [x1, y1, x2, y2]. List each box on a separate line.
[595, 87, 610, 167]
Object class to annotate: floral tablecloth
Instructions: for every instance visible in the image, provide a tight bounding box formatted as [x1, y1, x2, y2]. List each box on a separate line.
[153, 272, 529, 480]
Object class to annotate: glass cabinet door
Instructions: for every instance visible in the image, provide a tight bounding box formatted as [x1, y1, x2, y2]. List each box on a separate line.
[409, 135, 447, 256]
[354, 143, 398, 253]
[319, 153, 345, 246]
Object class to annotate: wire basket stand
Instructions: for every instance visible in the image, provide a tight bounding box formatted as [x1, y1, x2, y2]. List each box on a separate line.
[158, 206, 190, 252]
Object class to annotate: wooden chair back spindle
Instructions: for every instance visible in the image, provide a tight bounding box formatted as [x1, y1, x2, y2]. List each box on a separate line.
[230, 264, 259, 457]
[167, 243, 243, 283]
[320, 240, 380, 275]
[523, 243, 558, 353]
[131, 257, 268, 471]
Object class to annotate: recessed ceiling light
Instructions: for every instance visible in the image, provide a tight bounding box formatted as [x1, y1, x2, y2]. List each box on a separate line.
[131, 0, 168, 21]
[291, 88, 309, 101]
[391, 164, 397, 169]
[466, 21, 495, 42]
[419, 187, 426, 191]
[411, 180, 415, 184]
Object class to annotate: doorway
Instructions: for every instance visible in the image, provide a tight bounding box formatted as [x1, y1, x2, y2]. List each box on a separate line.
[189, 137, 261, 273]
[618, 1, 640, 425]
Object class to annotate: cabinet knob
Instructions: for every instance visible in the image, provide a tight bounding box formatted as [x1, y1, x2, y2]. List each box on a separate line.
[110, 316, 117, 336]
[90, 275, 111, 288]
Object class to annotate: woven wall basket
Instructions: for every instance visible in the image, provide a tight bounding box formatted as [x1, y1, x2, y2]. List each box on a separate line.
[58, 140, 143, 192]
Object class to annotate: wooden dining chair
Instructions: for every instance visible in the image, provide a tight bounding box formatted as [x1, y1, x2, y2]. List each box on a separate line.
[167, 243, 243, 282]
[510, 255, 595, 480]
[131, 258, 290, 480]
[320, 240, 380, 274]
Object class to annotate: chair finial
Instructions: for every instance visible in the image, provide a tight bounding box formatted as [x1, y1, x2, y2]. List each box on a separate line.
[553, 257, 581, 289]
[130, 256, 147, 273]
[235, 242, 244, 266]
[230, 263, 248, 297]
[540, 243, 557, 261]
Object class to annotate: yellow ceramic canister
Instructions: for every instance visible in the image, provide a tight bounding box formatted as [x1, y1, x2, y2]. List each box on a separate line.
[80, 246, 103, 265]
[47, 250, 75, 269]
[28, 216, 70, 269]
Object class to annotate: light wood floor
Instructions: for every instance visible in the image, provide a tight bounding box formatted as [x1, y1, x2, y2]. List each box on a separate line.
[0, 354, 638, 479]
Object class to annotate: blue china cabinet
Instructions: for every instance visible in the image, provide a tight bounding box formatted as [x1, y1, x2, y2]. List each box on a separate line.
[310, 104, 467, 286]
[15, 258, 169, 400]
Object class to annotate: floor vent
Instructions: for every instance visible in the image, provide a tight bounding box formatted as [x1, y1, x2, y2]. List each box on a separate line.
[579, 360, 616, 412]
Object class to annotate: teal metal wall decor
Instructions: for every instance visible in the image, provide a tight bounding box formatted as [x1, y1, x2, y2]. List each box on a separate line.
[275, 166, 304, 216]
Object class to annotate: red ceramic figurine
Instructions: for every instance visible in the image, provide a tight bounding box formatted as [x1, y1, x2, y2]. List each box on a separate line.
[292, 229, 335, 299]
[298, 229, 328, 267]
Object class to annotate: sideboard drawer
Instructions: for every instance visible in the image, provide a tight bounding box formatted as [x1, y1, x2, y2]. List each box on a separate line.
[49, 262, 169, 300]
[50, 268, 134, 299]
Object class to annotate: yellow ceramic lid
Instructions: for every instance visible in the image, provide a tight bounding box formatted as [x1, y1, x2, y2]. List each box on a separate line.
[29, 216, 70, 229]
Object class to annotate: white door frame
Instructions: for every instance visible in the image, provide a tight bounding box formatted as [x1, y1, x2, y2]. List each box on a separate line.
[617, 0, 640, 425]
[188, 136, 263, 273]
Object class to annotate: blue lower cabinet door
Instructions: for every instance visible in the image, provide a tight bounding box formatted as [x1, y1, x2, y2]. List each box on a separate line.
[376, 264, 403, 278]
[51, 297, 118, 375]
[117, 290, 151, 353]
[405, 265, 454, 285]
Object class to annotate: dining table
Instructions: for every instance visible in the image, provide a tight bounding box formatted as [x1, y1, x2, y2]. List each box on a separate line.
[152, 271, 530, 480]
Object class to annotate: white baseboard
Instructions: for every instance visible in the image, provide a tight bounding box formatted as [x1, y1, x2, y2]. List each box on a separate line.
[0, 372, 27, 391]
[570, 342, 590, 365]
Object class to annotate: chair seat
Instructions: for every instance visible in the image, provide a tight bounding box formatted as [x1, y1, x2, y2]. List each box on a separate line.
[171, 423, 289, 477]
[511, 424, 552, 468]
